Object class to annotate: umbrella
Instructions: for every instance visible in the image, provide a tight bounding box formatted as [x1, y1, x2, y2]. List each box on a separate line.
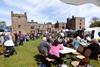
[60, 0, 100, 6]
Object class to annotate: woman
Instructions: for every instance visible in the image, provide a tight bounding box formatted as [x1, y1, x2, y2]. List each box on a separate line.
[49, 39, 63, 64]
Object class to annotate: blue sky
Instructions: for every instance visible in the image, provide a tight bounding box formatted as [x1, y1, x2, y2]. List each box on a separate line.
[0, 0, 100, 27]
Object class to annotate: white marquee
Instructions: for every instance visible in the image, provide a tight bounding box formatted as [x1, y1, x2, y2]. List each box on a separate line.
[60, 0, 100, 6]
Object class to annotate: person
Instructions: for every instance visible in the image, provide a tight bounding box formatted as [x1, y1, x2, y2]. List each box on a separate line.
[49, 39, 63, 64]
[30, 31, 34, 40]
[87, 39, 100, 60]
[3, 33, 16, 57]
[66, 38, 73, 48]
[72, 36, 81, 49]
[4, 33, 10, 42]
[38, 37, 54, 67]
[18, 31, 24, 46]
[25, 33, 30, 41]
[4, 36, 15, 47]
[38, 37, 54, 61]
[13, 32, 18, 46]
[0, 34, 4, 54]
[49, 39, 63, 58]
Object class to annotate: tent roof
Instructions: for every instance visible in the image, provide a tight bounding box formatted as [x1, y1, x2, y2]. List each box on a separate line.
[60, 0, 100, 6]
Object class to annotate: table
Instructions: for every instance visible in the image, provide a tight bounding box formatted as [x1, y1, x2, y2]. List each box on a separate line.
[59, 46, 76, 54]
[59, 46, 86, 66]
[59, 46, 85, 59]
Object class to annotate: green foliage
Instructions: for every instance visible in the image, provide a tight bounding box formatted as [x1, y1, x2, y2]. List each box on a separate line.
[0, 39, 42, 67]
[0, 21, 5, 23]
[90, 21, 100, 27]
[0, 21, 5, 24]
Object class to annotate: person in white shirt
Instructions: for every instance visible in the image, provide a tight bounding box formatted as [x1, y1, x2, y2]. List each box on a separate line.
[4, 33, 15, 47]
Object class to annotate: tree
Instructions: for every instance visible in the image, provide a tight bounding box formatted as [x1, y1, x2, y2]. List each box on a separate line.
[89, 21, 100, 27]
[0, 21, 6, 25]
[92, 17, 99, 22]
[0, 21, 6, 32]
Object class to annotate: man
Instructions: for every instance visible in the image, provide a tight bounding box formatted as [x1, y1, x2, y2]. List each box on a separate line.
[38, 37, 54, 67]
[38, 37, 54, 60]
[87, 39, 100, 60]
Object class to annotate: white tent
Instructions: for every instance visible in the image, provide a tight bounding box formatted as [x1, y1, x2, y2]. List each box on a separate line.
[60, 0, 100, 6]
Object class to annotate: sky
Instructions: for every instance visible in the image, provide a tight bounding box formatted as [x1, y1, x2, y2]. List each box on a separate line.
[0, 0, 100, 28]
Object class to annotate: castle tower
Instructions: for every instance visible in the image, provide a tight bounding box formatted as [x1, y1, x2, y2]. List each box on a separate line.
[11, 11, 28, 33]
[66, 16, 85, 30]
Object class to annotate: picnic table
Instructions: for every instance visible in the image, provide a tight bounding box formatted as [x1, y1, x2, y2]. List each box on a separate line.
[59, 46, 77, 54]
[59, 46, 85, 59]
[59, 46, 87, 67]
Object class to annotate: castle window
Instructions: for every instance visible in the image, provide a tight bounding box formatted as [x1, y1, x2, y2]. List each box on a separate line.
[31, 26, 34, 29]
[80, 19, 82, 22]
[80, 23, 81, 25]
[80, 26, 81, 29]
[18, 25, 21, 28]
[18, 16, 20, 18]
[62, 26, 64, 29]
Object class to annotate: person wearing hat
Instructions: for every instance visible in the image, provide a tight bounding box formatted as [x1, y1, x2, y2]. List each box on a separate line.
[38, 37, 54, 67]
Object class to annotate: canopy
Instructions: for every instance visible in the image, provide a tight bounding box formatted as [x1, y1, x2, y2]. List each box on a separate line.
[60, 0, 100, 6]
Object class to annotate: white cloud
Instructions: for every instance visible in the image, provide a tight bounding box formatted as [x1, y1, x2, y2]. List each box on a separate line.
[1, 0, 100, 28]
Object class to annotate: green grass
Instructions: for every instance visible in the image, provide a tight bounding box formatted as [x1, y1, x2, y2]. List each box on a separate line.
[0, 39, 42, 67]
[0, 38, 100, 67]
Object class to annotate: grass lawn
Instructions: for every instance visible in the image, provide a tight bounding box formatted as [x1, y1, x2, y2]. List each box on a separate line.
[0, 38, 100, 67]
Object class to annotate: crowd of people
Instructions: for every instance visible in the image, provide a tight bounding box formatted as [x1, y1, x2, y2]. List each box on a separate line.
[38, 31, 100, 67]
[0, 30, 100, 66]
[0, 31, 41, 57]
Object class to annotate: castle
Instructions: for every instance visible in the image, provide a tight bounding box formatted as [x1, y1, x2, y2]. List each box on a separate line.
[67, 16, 85, 30]
[11, 11, 85, 34]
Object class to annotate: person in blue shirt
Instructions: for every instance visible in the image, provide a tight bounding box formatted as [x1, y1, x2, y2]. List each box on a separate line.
[72, 36, 81, 49]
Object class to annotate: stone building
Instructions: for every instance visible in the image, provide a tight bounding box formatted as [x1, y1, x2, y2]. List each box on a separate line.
[11, 11, 28, 33]
[11, 11, 85, 34]
[66, 16, 85, 30]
